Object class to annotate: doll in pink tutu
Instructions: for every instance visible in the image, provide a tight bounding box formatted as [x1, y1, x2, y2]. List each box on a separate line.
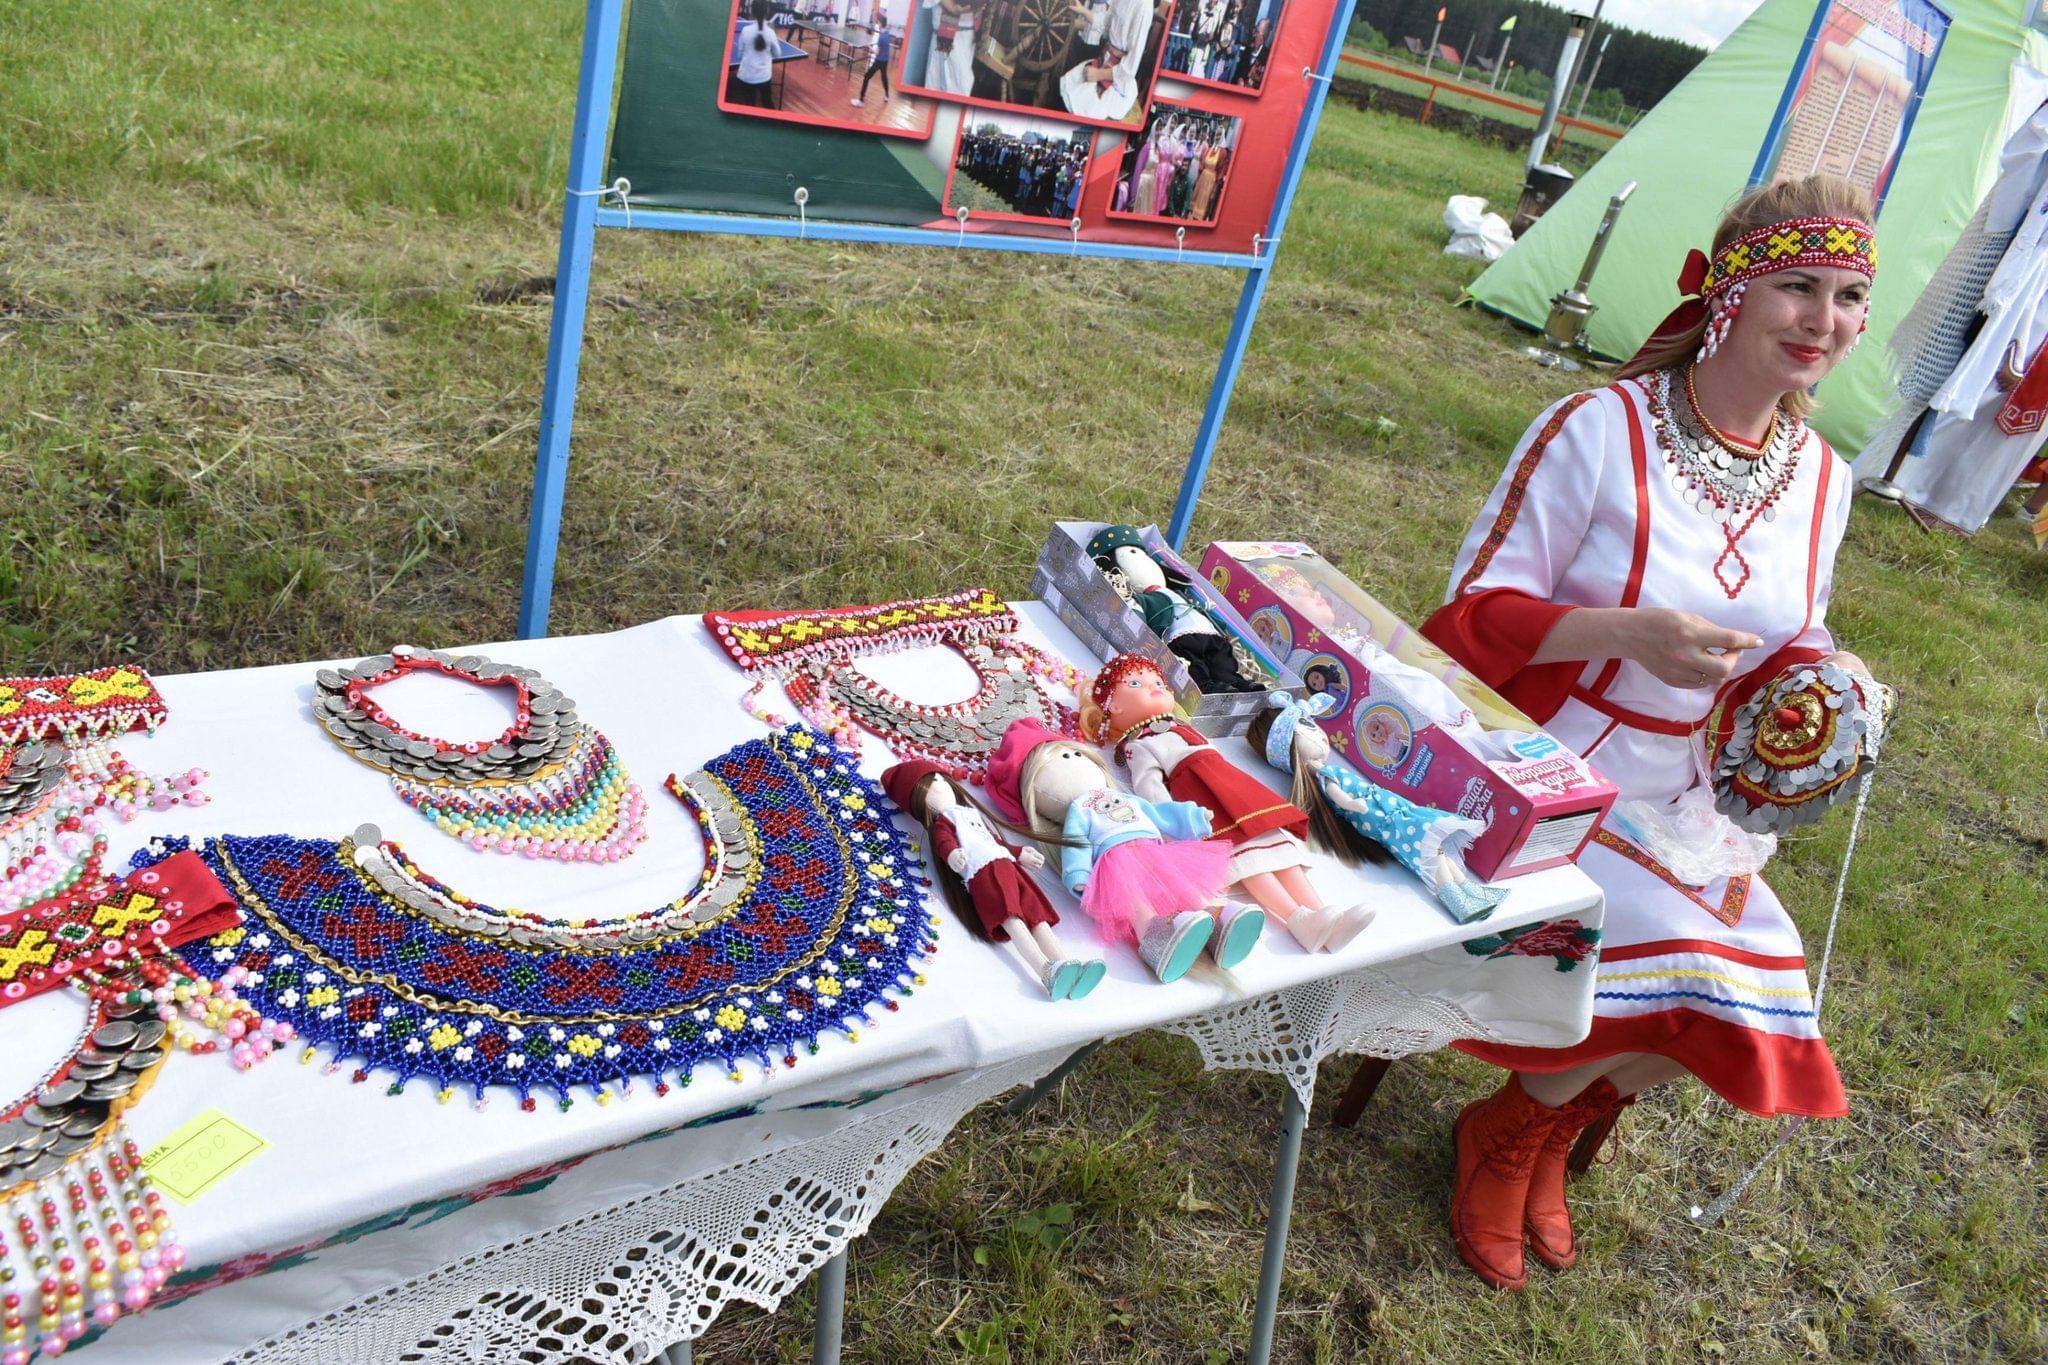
[1081, 654, 1373, 952]
[985, 717, 1241, 982]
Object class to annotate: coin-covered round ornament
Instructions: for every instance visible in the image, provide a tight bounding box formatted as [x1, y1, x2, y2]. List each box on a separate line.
[1706, 661, 1895, 835]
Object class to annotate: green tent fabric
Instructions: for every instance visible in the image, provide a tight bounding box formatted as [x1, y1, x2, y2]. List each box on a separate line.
[609, 0, 945, 225]
[1465, 0, 2048, 454]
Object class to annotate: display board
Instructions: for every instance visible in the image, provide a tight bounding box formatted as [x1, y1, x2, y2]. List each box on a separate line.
[1749, 0, 1951, 211]
[608, 0, 1343, 255]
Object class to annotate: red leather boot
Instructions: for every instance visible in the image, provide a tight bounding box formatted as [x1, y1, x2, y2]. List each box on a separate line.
[1450, 1074, 1562, 1290]
[1524, 1077, 1632, 1270]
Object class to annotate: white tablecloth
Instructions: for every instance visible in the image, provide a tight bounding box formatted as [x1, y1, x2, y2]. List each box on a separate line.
[43, 606, 1601, 1364]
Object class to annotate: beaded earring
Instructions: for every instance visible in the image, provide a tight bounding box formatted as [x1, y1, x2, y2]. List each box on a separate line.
[1696, 281, 1744, 363]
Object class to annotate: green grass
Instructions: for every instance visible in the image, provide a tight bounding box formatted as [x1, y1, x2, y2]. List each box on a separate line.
[3, 2, 2045, 1360]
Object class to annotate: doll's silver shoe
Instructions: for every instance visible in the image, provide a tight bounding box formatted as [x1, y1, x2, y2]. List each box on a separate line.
[1067, 958, 1107, 1000]
[1041, 959, 1081, 999]
[1139, 910, 1212, 983]
[1210, 901, 1266, 969]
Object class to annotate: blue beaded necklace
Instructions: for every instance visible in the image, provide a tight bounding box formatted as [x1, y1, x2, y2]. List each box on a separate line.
[140, 727, 936, 1111]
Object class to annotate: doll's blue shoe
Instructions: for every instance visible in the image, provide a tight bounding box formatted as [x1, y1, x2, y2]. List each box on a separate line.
[1067, 958, 1107, 1000]
[1210, 901, 1266, 969]
[1139, 910, 1212, 983]
[1043, 959, 1083, 999]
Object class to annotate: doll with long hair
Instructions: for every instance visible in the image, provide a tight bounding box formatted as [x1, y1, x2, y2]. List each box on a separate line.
[985, 718, 1237, 983]
[1083, 655, 1373, 952]
[884, 759, 1104, 999]
[1244, 694, 1505, 923]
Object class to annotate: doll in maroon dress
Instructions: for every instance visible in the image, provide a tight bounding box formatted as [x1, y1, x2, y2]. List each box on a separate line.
[1080, 654, 1373, 952]
[883, 759, 1106, 1000]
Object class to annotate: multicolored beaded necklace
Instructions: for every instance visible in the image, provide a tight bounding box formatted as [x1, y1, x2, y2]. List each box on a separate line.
[313, 647, 646, 863]
[706, 589, 1083, 782]
[0, 992, 185, 1360]
[0, 668, 208, 823]
[157, 726, 935, 1111]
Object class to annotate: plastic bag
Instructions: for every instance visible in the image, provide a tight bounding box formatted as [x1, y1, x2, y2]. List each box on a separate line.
[1443, 195, 1514, 261]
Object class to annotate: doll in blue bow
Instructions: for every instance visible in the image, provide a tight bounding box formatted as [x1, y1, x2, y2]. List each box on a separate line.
[1245, 692, 1507, 923]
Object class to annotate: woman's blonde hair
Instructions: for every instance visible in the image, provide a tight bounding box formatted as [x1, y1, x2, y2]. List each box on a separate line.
[1618, 173, 1876, 419]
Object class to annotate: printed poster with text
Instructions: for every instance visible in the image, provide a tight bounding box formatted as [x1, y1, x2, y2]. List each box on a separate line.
[1749, 0, 1950, 213]
[607, 0, 1338, 255]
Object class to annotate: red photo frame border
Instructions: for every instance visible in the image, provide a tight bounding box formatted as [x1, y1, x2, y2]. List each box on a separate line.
[939, 115, 1100, 226]
[897, 0, 1182, 134]
[1100, 96, 1242, 231]
[1154, 0, 1289, 99]
[717, 2, 938, 142]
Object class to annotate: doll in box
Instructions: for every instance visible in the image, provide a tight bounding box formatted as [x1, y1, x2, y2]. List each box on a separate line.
[1087, 524, 1265, 694]
[1082, 654, 1374, 952]
[884, 759, 1107, 1000]
[1248, 558, 1530, 760]
[1245, 692, 1506, 923]
[986, 717, 1246, 982]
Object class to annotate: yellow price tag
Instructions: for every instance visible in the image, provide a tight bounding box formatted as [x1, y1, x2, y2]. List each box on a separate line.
[141, 1110, 269, 1205]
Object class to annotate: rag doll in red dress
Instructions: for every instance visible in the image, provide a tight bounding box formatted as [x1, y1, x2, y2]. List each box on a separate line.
[1080, 655, 1373, 952]
[883, 759, 1105, 1000]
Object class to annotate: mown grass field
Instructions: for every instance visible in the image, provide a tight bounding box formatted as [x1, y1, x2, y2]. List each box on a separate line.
[4, 2, 2045, 1361]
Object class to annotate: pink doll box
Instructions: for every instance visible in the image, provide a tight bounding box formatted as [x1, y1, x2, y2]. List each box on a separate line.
[1199, 541, 1616, 879]
[1030, 521, 1302, 738]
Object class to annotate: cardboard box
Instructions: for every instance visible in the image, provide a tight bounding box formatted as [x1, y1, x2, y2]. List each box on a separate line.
[1030, 522, 1300, 737]
[1200, 541, 1615, 878]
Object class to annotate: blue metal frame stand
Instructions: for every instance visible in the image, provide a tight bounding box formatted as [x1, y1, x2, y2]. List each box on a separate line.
[516, 0, 1361, 636]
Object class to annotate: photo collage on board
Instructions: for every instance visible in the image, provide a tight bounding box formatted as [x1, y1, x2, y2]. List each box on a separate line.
[720, 0, 1293, 232]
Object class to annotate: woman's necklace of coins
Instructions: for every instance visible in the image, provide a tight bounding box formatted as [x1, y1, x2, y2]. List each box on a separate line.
[313, 647, 646, 863]
[1648, 367, 1802, 525]
[0, 995, 185, 1355]
[789, 642, 1079, 783]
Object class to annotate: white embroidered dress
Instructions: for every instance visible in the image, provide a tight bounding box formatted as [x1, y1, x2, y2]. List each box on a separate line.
[1436, 378, 1852, 1118]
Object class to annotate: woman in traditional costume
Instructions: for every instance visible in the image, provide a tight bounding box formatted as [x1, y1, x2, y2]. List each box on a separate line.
[1422, 175, 1878, 1290]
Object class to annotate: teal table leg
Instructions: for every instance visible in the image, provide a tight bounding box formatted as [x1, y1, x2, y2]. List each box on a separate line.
[813, 1248, 848, 1363]
[1247, 1087, 1308, 1365]
[656, 1341, 693, 1364]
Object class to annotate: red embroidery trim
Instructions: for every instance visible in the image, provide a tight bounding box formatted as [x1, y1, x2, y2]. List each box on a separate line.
[1455, 392, 1599, 597]
[1593, 829, 1750, 927]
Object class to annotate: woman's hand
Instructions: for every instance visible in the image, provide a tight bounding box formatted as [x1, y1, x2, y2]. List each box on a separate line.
[1618, 608, 1762, 690]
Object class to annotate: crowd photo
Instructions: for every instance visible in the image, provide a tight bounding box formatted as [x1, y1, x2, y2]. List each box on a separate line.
[1108, 100, 1240, 224]
[899, 0, 1172, 129]
[1160, 0, 1281, 92]
[947, 114, 1093, 220]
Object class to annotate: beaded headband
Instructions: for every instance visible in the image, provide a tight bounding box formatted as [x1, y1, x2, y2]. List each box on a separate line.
[1087, 653, 1166, 714]
[1628, 214, 1878, 372]
[1261, 690, 1335, 771]
[1691, 216, 1877, 299]
[0, 666, 167, 745]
